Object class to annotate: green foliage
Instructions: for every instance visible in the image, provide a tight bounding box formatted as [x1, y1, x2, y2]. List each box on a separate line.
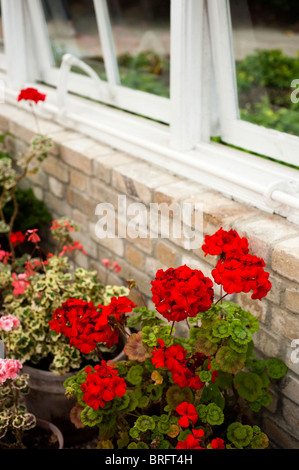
[236, 48, 299, 137]
[63, 297, 287, 450]
[0, 373, 36, 448]
[1, 220, 130, 374]
[3, 187, 51, 234]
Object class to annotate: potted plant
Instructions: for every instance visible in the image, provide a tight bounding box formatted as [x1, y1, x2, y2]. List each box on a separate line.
[0, 218, 130, 444]
[55, 227, 287, 449]
[0, 315, 63, 449]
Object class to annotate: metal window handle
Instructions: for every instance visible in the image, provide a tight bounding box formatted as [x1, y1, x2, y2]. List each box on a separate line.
[263, 180, 299, 210]
[57, 53, 114, 116]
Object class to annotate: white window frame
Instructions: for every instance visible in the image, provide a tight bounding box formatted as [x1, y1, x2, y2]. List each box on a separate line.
[26, 0, 170, 124]
[208, 0, 299, 167]
[1, 0, 299, 225]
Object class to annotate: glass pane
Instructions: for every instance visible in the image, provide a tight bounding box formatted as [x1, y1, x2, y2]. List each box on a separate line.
[41, 0, 106, 79]
[107, 0, 170, 97]
[230, 0, 299, 137]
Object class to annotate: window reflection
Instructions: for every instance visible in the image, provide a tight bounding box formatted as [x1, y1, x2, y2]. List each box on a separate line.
[230, 0, 299, 137]
[107, 0, 170, 97]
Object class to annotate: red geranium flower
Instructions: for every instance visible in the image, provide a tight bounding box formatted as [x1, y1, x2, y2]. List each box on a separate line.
[99, 296, 136, 325]
[176, 402, 198, 427]
[81, 361, 126, 410]
[211, 437, 226, 449]
[151, 341, 205, 390]
[202, 227, 249, 258]
[176, 429, 205, 449]
[212, 253, 271, 300]
[26, 229, 41, 244]
[10, 231, 25, 247]
[17, 87, 46, 104]
[49, 298, 110, 354]
[151, 265, 214, 322]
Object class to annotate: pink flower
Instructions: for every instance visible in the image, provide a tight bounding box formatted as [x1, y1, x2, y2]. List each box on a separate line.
[102, 258, 111, 267]
[0, 315, 20, 331]
[112, 261, 121, 273]
[12, 273, 30, 295]
[59, 241, 87, 257]
[0, 358, 22, 383]
[27, 229, 41, 244]
[0, 247, 11, 265]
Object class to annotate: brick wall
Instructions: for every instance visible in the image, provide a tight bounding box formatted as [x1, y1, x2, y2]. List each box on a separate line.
[1, 102, 299, 448]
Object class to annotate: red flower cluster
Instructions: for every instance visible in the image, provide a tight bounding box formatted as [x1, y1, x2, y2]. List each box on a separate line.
[81, 361, 126, 410]
[202, 228, 271, 300]
[10, 231, 25, 247]
[176, 429, 205, 449]
[202, 227, 249, 258]
[24, 258, 49, 277]
[49, 296, 136, 353]
[151, 265, 214, 322]
[99, 296, 136, 325]
[26, 229, 41, 244]
[212, 253, 271, 300]
[151, 340, 206, 390]
[59, 241, 87, 257]
[17, 87, 46, 104]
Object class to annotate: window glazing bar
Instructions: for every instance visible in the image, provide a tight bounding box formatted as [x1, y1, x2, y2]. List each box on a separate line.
[93, 0, 120, 86]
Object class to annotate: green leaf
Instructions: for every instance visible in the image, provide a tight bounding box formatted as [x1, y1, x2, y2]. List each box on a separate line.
[234, 371, 263, 402]
[265, 358, 288, 379]
[215, 345, 246, 373]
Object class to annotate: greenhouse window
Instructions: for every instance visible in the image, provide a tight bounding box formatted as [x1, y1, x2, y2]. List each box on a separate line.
[0, 0, 299, 223]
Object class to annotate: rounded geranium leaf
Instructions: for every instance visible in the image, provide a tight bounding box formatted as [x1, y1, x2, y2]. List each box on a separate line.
[124, 331, 151, 362]
[135, 415, 155, 433]
[229, 321, 252, 345]
[265, 358, 288, 379]
[166, 385, 193, 410]
[127, 364, 143, 385]
[227, 422, 253, 448]
[215, 346, 246, 373]
[80, 405, 103, 427]
[212, 320, 230, 338]
[250, 432, 269, 449]
[199, 370, 212, 383]
[147, 383, 164, 401]
[22, 413, 36, 430]
[206, 403, 224, 426]
[11, 414, 25, 429]
[234, 371, 263, 402]
[195, 334, 218, 356]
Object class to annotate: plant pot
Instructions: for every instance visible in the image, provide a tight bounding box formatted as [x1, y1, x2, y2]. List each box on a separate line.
[22, 337, 128, 446]
[34, 418, 64, 449]
[0, 418, 64, 449]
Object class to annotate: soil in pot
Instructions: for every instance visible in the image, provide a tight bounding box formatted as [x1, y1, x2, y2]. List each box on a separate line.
[0, 418, 63, 449]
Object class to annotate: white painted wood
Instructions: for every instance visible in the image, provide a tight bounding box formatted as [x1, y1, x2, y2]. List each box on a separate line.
[1, 0, 28, 87]
[5, 80, 299, 223]
[42, 65, 170, 123]
[26, 0, 54, 80]
[93, 0, 120, 86]
[207, 0, 239, 127]
[170, 0, 206, 151]
[57, 53, 110, 115]
[208, 0, 299, 167]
